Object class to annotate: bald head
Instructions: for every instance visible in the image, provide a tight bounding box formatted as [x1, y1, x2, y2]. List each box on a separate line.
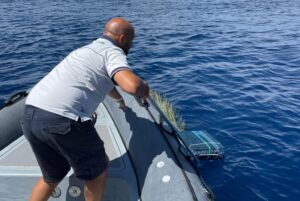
[103, 17, 135, 55]
[104, 17, 134, 37]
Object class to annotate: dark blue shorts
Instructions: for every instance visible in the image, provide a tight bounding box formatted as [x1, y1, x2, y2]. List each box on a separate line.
[20, 105, 108, 183]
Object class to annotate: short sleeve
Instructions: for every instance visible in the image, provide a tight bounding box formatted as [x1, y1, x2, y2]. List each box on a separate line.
[105, 47, 132, 78]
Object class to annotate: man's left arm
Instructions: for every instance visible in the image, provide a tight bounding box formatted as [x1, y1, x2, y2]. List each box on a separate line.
[108, 87, 126, 110]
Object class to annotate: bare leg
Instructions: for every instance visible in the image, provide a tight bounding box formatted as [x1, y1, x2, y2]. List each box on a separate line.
[29, 177, 59, 201]
[84, 169, 108, 201]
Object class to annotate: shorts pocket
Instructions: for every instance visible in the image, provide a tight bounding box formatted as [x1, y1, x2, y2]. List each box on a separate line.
[41, 121, 71, 135]
[22, 106, 35, 120]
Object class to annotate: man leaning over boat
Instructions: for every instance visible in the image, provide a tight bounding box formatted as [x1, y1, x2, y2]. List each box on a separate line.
[20, 17, 149, 201]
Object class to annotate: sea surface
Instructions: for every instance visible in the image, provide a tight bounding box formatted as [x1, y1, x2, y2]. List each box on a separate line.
[0, 0, 299, 201]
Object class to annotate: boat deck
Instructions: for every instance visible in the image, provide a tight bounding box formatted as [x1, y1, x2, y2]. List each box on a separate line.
[0, 103, 139, 201]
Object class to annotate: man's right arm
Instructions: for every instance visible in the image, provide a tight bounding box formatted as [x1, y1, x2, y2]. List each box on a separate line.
[112, 70, 149, 98]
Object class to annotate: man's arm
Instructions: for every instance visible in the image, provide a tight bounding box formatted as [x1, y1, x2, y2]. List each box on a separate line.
[108, 87, 123, 100]
[108, 87, 126, 110]
[113, 70, 149, 98]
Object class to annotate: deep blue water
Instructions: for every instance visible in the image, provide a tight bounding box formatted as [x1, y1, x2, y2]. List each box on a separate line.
[1, 0, 300, 200]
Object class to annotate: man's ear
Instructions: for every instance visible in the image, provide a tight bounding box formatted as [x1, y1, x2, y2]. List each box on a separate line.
[119, 34, 126, 44]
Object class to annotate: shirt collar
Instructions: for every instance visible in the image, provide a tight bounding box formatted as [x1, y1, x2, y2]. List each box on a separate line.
[100, 35, 117, 46]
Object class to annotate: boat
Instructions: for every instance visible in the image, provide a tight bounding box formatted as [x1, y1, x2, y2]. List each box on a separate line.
[0, 88, 220, 201]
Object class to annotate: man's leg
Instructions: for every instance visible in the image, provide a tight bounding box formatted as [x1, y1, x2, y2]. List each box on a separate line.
[84, 169, 108, 201]
[21, 106, 71, 201]
[29, 177, 59, 201]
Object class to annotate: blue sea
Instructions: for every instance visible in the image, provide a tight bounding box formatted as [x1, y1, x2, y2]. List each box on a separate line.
[0, 0, 299, 201]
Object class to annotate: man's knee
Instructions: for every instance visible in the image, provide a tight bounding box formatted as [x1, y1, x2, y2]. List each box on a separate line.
[42, 177, 60, 189]
[85, 168, 108, 186]
[93, 168, 108, 182]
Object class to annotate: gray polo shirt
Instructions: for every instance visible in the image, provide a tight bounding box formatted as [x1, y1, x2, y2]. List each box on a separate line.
[26, 36, 131, 121]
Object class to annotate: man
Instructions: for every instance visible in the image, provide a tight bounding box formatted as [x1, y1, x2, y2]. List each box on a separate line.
[20, 17, 149, 201]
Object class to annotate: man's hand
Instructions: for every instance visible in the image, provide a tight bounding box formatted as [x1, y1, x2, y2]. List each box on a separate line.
[136, 80, 150, 99]
[116, 97, 126, 111]
[108, 87, 126, 111]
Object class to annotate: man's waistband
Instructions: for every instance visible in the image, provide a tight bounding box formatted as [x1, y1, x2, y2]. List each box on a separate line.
[23, 105, 91, 124]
